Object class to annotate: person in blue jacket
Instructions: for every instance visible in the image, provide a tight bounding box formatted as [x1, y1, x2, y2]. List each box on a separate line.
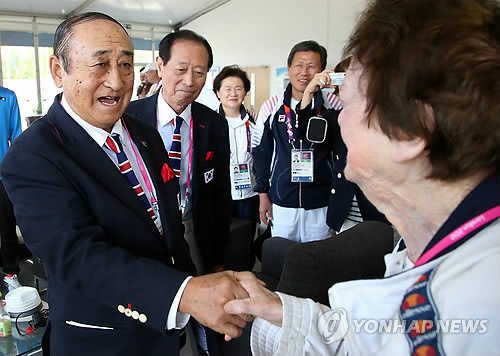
[0, 85, 22, 292]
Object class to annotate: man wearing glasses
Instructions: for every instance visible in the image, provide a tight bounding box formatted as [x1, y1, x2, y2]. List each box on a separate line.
[252, 41, 342, 243]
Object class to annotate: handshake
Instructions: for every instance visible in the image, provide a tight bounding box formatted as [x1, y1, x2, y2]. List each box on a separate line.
[179, 271, 283, 340]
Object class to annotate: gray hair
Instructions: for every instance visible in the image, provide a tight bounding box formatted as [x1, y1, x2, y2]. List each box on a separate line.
[53, 12, 128, 73]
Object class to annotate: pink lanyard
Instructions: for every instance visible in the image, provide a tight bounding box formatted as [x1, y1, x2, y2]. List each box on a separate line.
[185, 118, 194, 203]
[283, 104, 321, 148]
[122, 119, 157, 207]
[414, 205, 500, 267]
[283, 104, 295, 143]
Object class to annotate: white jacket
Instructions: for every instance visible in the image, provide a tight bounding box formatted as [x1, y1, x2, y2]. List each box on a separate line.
[226, 112, 258, 200]
[251, 220, 500, 356]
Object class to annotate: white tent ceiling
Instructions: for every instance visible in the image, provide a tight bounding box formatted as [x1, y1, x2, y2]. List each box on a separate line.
[0, 0, 230, 28]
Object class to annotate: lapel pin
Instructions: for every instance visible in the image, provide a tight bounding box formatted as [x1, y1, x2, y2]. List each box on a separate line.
[141, 140, 148, 148]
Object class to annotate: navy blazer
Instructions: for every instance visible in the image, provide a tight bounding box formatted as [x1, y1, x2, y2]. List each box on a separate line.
[126, 94, 232, 269]
[0, 96, 196, 356]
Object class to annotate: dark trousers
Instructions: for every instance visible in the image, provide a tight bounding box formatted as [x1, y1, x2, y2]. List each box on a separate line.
[0, 180, 20, 275]
[232, 195, 259, 238]
[225, 196, 259, 271]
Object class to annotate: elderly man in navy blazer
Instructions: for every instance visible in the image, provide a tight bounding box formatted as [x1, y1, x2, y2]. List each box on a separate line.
[126, 30, 232, 274]
[0, 12, 253, 356]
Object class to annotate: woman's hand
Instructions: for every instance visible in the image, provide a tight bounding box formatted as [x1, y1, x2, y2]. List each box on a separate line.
[224, 277, 284, 331]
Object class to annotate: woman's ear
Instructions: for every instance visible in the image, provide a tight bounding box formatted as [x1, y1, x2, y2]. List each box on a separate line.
[391, 136, 427, 163]
[391, 102, 434, 163]
[49, 55, 64, 88]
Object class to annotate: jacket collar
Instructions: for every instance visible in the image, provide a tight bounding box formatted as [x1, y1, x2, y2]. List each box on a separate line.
[418, 174, 500, 262]
[217, 104, 255, 124]
[157, 91, 192, 128]
[283, 82, 325, 112]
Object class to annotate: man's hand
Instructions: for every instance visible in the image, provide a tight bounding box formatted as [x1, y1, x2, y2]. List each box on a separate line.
[224, 277, 283, 328]
[259, 193, 273, 226]
[178, 271, 258, 340]
[300, 70, 335, 109]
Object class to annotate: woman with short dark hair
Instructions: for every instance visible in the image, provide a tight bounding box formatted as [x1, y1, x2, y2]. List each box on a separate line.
[214, 65, 258, 271]
[224, 0, 500, 354]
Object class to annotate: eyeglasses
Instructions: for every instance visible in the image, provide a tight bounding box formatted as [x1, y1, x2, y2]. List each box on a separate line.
[290, 63, 320, 72]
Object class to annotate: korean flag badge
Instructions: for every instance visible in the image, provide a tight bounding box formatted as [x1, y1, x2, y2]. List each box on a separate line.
[204, 168, 214, 184]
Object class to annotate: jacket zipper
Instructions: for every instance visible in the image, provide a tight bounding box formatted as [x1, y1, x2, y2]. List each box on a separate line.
[299, 139, 302, 208]
[232, 125, 244, 199]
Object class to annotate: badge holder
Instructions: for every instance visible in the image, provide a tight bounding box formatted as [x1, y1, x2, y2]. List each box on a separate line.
[231, 163, 252, 190]
[291, 149, 314, 182]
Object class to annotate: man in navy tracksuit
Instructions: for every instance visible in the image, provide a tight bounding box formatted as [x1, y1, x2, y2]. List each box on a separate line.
[252, 40, 341, 242]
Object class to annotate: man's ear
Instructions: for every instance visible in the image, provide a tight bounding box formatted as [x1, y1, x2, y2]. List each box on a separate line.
[49, 55, 64, 88]
[156, 56, 163, 78]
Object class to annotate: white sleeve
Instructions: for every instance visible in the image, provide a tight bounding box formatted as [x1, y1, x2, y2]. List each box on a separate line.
[251, 317, 282, 356]
[166, 276, 192, 329]
[250, 292, 345, 356]
[253, 96, 276, 148]
[256, 96, 276, 123]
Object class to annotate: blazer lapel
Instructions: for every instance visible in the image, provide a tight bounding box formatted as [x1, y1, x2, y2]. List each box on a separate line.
[190, 103, 206, 199]
[122, 115, 177, 244]
[47, 102, 162, 240]
[141, 94, 158, 127]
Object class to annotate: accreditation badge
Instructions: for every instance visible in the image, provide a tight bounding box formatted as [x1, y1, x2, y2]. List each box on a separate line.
[231, 162, 252, 190]
[291, 149, 314, 182]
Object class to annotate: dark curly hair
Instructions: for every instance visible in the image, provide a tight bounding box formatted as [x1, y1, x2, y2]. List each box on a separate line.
[343, 0, 500, 180]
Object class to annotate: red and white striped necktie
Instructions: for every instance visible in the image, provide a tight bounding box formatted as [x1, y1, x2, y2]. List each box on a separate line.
[104, 134, 162, 234]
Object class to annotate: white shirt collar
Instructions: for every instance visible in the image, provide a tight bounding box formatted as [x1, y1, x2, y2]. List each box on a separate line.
[156, 89, 192, 127]
[61, 94, 125, 147]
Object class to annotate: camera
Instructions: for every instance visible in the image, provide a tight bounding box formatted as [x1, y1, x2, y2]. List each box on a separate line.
[328, 72, 346, 86]
[322, 72, 346, 93]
